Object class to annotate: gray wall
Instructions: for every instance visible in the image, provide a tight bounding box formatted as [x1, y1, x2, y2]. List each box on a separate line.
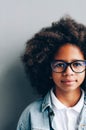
[0, 0, 86, 130]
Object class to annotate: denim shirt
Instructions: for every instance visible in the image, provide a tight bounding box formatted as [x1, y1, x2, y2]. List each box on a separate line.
[17, 91, 86, 130]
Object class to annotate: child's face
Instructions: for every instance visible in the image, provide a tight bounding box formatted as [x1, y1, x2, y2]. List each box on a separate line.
[52, 44, 85, 93]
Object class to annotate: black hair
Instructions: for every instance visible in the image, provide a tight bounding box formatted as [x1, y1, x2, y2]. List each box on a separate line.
[22, 15, 86, 96]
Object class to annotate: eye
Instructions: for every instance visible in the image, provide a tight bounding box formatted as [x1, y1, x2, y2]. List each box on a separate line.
[55, 62, 65, 68]
[73, 62, 83, 67]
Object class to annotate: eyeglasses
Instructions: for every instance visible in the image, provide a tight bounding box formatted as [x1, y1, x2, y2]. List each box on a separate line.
[51, 60, 86, 73]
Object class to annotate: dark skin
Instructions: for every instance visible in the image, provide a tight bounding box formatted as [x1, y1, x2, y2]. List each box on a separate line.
[52, 43, 85, 107]
[23, 17, 86, 96]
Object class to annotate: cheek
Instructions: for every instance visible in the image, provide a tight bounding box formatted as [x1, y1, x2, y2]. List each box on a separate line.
[52, 72, 61, 83]
[78, 72, 85, 83]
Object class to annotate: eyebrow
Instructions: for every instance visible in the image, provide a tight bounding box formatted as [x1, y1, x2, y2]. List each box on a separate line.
[54, 59, 85, 63]
[54, 59, 85, 61]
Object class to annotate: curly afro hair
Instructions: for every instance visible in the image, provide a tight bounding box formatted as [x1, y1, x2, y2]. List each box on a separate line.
[22, 16, 86, 96]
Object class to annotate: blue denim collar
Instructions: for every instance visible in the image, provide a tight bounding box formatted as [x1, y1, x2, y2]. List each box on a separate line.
[41, 91, 52, 112]
[84, 92, 86, 105]
[41, 90, 86, 112]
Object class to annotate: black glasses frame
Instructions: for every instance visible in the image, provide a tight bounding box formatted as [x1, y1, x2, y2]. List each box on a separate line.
[51, 60, 86, 73]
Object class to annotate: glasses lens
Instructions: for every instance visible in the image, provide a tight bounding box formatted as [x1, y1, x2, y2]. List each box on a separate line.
[51, 60, 86, 73]
[71, 61, 86, 73]
[51, 61, 66, 72]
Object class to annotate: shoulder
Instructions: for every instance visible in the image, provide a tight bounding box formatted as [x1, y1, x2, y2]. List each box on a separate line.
[26, 97, 43, 111]
[17, 98, 43, 130]
[20, 97, 43, 117]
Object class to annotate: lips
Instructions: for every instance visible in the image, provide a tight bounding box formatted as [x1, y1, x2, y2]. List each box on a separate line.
[61, 80, 77, 85]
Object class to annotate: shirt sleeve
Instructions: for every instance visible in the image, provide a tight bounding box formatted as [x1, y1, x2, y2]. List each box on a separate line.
[16, 108, 31, 130]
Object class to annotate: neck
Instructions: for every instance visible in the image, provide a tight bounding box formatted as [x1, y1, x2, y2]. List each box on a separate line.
[54, 88, 81, 107]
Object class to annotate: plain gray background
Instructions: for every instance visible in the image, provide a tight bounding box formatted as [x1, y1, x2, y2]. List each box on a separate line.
[0, 0, 86, 130]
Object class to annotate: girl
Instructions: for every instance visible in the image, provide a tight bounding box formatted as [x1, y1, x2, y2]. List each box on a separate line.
[17, 16, 86, 130]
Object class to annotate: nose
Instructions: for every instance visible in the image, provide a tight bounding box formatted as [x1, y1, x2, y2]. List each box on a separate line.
[63, 66, 74, 76]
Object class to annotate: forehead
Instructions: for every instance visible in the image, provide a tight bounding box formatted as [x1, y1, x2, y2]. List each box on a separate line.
[54, 44, 84, 60]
